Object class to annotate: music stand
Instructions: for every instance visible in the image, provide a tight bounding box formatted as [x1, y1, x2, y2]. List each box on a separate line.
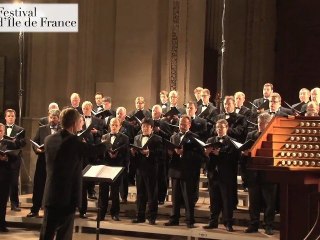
[82, 165, 124, 240]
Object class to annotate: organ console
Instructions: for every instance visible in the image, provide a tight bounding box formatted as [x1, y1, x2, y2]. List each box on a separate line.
[248, 116, 320, 240]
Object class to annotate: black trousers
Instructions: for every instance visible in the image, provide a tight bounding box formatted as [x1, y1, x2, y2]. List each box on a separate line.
[31, 158, 46, 213]
[157, 163, 168, 202]
[10, 159, 21, 206]
[120, 168, 128, 201]
[169, 177, 196, 225]
[136, 170, 158, 221]
[248, 182, 277, 228]
[99, 178, 121, 218]
[79, 181, 90, 215]
[208, 176, 234, 226]
[40, 206, 75, 240]
[0, 166, 10, 228]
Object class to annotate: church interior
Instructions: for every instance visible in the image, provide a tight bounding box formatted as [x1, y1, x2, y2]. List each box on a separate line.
[0, 0, 319, 239]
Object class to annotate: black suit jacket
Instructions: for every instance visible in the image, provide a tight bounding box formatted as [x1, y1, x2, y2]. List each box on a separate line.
[213, 112, 248, 143]
[168, 131, 203, 179]
[236, 105, 252, 119]
[82, 116, 105, 144]
[206, 135, 238, 183]
[120, 120, 135, 144]
[197, 102, 219, 121]
[5, 124, 26, 169]
[252, 98, 269, 113]
[133, 134, 163, 176]
[43, 129, 107, 209]
[32, 125, 61, 161]
[0, 138, 19, 172]
[101, 132, 129, 167]
[38, 117, 48, 126]
[190, 116, 207, 141]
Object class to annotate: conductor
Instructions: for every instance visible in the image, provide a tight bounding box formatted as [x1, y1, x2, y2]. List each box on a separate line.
[39, 108, 107, 240]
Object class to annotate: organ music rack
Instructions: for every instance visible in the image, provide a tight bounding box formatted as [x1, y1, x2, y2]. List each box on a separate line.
[248, 116, 320, 240]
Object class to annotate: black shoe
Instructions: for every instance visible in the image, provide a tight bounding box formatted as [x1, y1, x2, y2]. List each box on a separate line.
[11, 205, 21, 212]
[79, 213, 87, 219]
[148, 219, 156, 225]
[265, 227, 274, 235]
[187, 223, 195, 228]
[203, 223, 218, 229]
[88, 193, 97, 200]
[225, 225, 234, 232]
[112, 215, 120, 221]
[244, 226, 258, 233]
[27, 212, 39, 218]
[0, 226, 9, 232]
[164, 221, 179, 226]
[132, 219, 145, 224]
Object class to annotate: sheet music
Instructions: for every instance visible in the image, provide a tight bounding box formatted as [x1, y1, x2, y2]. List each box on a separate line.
[99, 166, 123, 180]
[83, 165, 104, 178]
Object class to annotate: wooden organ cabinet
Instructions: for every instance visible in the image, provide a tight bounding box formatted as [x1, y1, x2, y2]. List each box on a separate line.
[249, 116, 320, 240]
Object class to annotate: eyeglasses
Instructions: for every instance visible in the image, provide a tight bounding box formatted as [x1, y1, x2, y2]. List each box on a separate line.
[270, 100, 280, 103]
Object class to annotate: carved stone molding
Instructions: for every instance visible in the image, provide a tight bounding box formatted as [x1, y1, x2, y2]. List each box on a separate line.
[169, 0, 180, 90]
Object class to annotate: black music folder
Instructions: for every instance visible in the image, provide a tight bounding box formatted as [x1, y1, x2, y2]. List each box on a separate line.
[164, 107, 180, 118]
[230, 138, 255, 151]
[30, 139, 44, 149]
[92, 109, 113, 119]
[192, 137, 223, 149]
[82, 165, 124, 183]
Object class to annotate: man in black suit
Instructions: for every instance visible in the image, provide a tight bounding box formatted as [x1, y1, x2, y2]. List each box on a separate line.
[197, 89, 219, 138]
[212, 96, 247, 143]
[301, 87, 320, 113]
[251, 83, 273, 114]
[164, 115, 203, 228]
[305, 101, 319, 116]
[159, 90, 169, 113]
[39, 108, 107, 240]
[4, 109, 26, 211]
[243, 113, 276, 235]
[69, 92, 83, 114]
[267, 92, 292, 117]
[94, 92, 104, 113]
[151, 105, 172, 204]
[292, 88, 310, 112]
[187, 101, 207, 141]
[128, 96, 152, 128]
[116, 107, 135, 202]
[100, 97, 116, 132]
[186, 101, 207, 203]
[203, 119, 238, 232]
[99, 118, 130, 221]
[194, 87, 203, 107]
[27, 109, 61, 218]
[164, 90, 186, 126]
[0, 123, 19, 232]
[234, 92, 251, 119]
[79, 101, 105, 216]
[131, 118, 162, 225]
[38, 102, 59, 126]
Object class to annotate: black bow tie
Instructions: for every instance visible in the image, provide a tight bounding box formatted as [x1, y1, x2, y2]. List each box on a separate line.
[85, 116, 91, 119]
[270, 112, 276, 114]
[110, 133, 117, 137]
[235, 107, 240, 110]
[202, 104, 208, 107]
[142, 135, 150, 138]
[50, 126, 57, 129]
[6, 126, 13, 128]
[217, 136, 225, 141]
[179, 132, 185, 137]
